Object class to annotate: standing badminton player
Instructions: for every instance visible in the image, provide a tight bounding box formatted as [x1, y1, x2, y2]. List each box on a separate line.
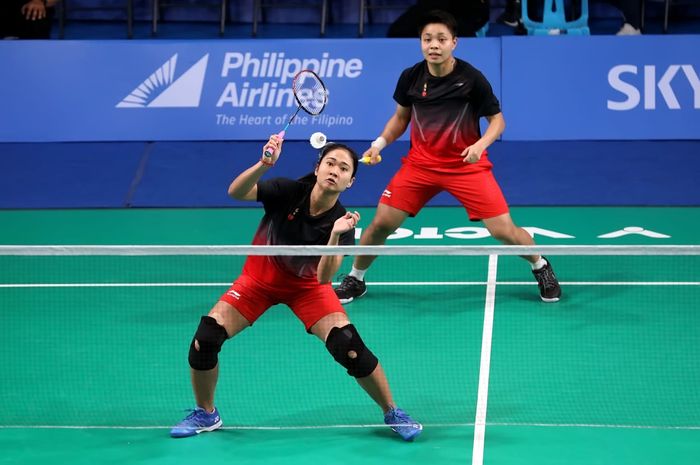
[335, 9, 561, 304]
[170, 135, 422, 442]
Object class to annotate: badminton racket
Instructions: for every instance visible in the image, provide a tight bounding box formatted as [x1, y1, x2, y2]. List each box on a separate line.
[264, 70, 328, 160]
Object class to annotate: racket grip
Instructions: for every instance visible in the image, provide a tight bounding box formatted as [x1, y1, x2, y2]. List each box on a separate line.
[360, 154, 382, 165]
[263, 130, 287, 158]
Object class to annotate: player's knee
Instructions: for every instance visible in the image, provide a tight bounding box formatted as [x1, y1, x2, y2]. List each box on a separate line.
[188, 316, 229, 371]
[325, 324, 378, 378]
[366, 220, 395, 240]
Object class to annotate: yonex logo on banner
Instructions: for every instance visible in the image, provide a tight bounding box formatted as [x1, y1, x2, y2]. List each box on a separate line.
[116, 54, 209, 108]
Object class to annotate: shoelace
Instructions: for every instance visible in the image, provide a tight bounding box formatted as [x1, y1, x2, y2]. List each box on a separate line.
[537, 267, 558, 290]
[180, 408, 210, 426]
[336, 274, 359, 291]
[387, 409, 413, 425]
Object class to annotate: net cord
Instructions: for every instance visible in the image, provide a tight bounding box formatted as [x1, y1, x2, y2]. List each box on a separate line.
[1, 245, 698, 256]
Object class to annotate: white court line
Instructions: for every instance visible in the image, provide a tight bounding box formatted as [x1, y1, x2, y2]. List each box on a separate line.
[1, 281, 698, 288]
[472, 255, 498, 465]
[1, 422, 698, 431]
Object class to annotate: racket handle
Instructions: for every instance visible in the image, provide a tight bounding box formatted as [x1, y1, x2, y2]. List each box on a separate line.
[263, 130, 287, 159]
[360, 154, 382, 165]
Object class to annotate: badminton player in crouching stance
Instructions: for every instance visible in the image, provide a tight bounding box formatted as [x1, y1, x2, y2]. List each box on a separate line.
[171, 135, 422, 442]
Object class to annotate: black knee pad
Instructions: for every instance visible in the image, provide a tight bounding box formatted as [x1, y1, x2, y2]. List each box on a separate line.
[188, 316, 228, 371]
[325, 324, 378, 378]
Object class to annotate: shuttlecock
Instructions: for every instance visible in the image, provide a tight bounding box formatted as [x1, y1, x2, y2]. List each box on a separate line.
[309, 132, 327, 149]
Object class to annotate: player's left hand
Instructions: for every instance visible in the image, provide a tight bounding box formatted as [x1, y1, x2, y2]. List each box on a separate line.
[462, 143, 485, 164]
[332, 211, 360, 235]
[22, 0, 47, 20]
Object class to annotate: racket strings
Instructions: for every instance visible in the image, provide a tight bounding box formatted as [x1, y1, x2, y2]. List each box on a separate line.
[293, 72, 327, 116]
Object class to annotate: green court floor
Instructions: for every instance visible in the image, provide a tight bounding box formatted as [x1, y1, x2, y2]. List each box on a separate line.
[1, 207, 699, 465]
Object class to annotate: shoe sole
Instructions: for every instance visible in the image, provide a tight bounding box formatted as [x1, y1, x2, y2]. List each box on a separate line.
[338, 289, 367, 305]
[170, 419, 223, 438]
[540, 296, 560, 303]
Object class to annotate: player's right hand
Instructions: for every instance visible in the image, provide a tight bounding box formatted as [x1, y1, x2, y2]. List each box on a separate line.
[332, 211, 361, 235]
[361, 147, 382, 165]
[262, 134, 283, 166]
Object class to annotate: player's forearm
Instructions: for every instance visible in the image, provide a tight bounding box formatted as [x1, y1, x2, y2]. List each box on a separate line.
[228, 162, 269, 199]
[380, 113, 410, 145]
[479, 113, 506, 148]
[317, 255, 342, 284]
[317, 233, 343, 283]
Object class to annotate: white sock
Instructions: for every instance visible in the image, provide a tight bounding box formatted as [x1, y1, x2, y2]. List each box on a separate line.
[349, 266, 366, 281]
[531, 257, 547, 270]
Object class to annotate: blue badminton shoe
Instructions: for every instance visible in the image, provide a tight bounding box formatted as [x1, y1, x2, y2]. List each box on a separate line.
[384, 407, 422, 441]
[170, 407, 222, 438]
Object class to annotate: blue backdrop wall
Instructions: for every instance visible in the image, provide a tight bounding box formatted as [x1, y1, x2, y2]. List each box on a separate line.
[1, 36, 698, 208]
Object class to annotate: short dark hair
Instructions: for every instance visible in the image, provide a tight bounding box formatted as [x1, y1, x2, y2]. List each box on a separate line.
[417, 9, 458, 38]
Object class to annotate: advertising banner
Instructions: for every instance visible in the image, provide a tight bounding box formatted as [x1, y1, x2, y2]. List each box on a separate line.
[0, 38, 500, 142]
[501, 35, 700, 140]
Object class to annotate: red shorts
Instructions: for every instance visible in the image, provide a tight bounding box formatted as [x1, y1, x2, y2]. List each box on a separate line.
[379, 161, 509, 221]
[219, 272, 346, 332]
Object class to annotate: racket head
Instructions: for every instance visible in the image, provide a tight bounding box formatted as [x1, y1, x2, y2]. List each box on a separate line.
[292, 70, 328, 116]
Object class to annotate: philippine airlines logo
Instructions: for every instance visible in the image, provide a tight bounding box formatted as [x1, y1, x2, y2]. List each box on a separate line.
[116, 53, 209, 108]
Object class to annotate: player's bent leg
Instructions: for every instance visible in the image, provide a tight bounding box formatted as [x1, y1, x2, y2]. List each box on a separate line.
[482, 213, 535, 251]
[482, 213, 561, 302]
[172, 303, 250, 438]
[171, 314, 228, 438]
[313, 316, 422, 441]
[360, 203, 410, 248]
[189, 301, 250, 371]
[324, 323, 378, 377]
[335, 204, 409, 304]
[355, 363, 422, 441]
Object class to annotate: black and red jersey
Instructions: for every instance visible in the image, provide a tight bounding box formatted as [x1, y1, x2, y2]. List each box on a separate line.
[393, 58, 501, 172]
[242, 177, 354, 280]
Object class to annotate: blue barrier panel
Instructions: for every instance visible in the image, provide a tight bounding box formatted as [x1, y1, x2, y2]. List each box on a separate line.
[502, 35, 700, 140]
[0, 39, 500, 142]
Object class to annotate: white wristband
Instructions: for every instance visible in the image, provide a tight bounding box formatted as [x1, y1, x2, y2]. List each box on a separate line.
[370, 136, 387, 151]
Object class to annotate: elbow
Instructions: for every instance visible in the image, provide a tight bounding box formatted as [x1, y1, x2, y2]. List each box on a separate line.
[228, 185, 247, 200]
[497, 114, 506, 132]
